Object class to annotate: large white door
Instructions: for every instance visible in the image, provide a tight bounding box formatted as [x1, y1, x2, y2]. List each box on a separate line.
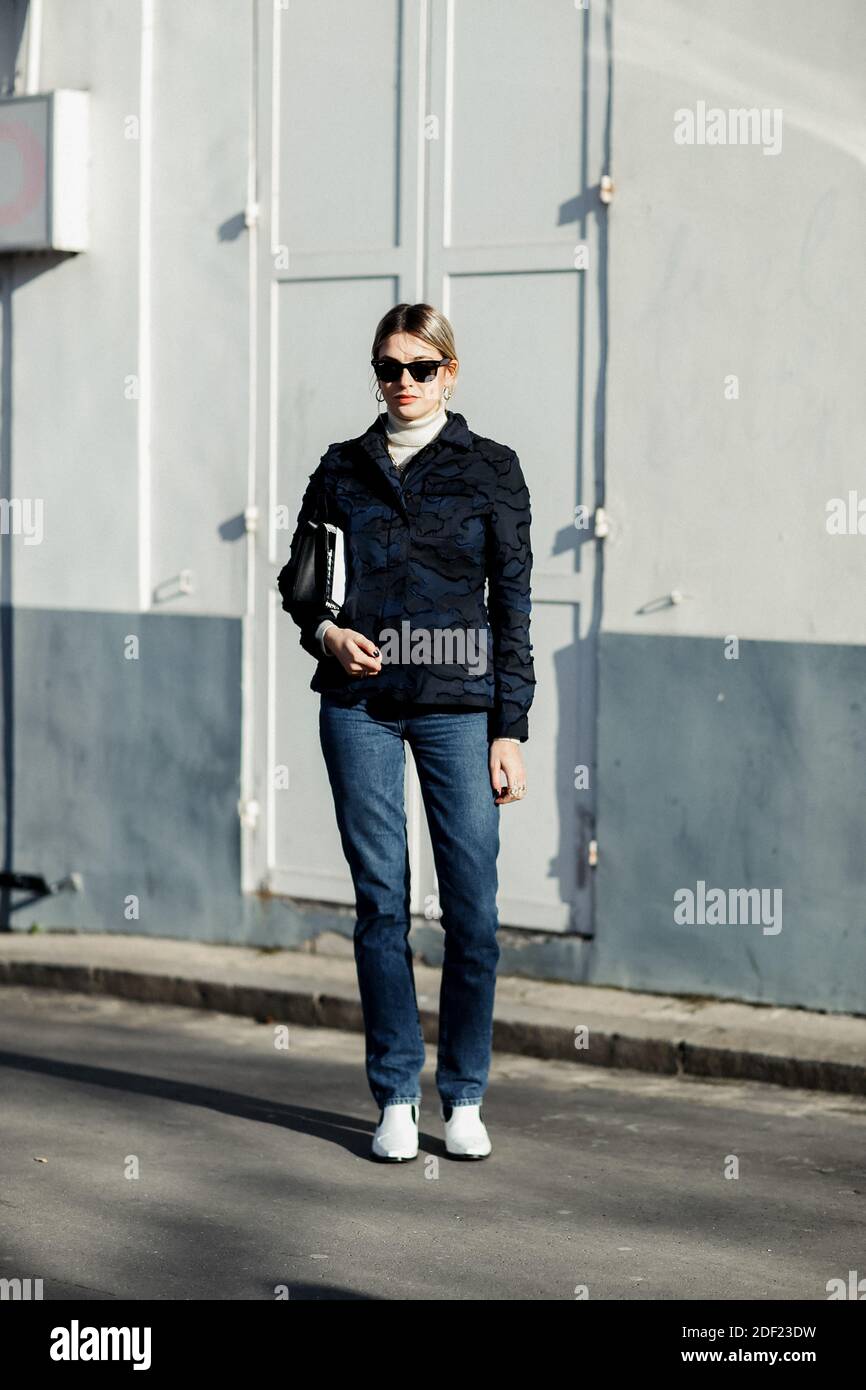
[251, 0, 607, 934]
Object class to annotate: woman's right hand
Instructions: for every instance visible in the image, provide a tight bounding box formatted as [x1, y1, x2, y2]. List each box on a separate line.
[323, 626, 382, 678]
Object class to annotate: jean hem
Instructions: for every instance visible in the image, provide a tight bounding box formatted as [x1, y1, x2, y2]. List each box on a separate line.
[380, 1096, 422, 1108]
[440, 1096, 484, 1107]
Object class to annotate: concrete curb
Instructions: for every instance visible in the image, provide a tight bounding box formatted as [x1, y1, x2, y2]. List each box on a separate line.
[2, 954, 864, 1098]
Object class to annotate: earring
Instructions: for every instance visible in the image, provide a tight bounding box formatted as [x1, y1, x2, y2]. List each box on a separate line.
[375, 387, 384, 402]
[443, 386, 452, 401]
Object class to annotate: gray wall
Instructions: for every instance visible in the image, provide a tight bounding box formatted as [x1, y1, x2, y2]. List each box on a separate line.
[0, 609, 244, 939]
[595, 634, 866, 1013]
[0, 2, 253, 939]
[594, 0, 866, 1011]
[11, 0, 250, 617]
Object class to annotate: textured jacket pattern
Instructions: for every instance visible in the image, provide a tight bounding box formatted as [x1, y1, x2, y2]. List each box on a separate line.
[277, 409, 536, 741]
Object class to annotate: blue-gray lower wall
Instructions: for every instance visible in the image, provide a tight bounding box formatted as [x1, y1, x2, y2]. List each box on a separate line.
[0, 608, 245, 941]
[591, 632, 866, 1015]
[4, 611, 863, 1016]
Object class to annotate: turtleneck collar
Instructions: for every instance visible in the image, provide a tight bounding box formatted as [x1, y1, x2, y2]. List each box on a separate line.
[385, 399, 448, 446]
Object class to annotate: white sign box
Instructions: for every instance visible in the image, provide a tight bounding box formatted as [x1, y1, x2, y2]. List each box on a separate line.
[0, 91, 89, 252]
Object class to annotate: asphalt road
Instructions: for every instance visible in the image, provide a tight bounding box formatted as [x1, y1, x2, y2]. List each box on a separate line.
[1, 985, 864, 1301]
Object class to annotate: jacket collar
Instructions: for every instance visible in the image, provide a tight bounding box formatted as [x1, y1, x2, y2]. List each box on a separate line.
[354, 408, 472, 514]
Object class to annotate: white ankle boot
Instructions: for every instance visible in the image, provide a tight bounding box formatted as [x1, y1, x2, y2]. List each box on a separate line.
[371, 1102, 420, 1161]
[440, 1102, 492, 1159]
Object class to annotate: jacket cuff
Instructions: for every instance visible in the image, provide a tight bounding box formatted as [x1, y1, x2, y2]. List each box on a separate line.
[488, 710, 529, 742]
[297, 612, 339, 662]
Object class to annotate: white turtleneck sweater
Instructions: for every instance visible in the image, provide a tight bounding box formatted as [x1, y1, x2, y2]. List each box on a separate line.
[314, 402, 519, 741]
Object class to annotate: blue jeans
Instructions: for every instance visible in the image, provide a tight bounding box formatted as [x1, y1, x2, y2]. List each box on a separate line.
[318, 692, 501, 1110]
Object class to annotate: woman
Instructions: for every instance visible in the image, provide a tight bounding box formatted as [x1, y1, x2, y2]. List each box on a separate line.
[279, 303, 535, 1162]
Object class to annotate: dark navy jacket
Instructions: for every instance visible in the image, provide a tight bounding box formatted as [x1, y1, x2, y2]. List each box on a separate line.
[277, 409, 536, 741]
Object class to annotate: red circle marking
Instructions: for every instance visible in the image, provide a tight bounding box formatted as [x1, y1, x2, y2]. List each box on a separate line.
[0, 119, 47, 227]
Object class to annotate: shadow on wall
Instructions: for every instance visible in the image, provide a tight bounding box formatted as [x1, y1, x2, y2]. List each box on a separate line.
[548, 0, 613, 939]
[0, 1, 29, 97]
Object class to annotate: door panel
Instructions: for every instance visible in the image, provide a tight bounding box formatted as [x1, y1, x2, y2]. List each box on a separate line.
[422, 1, 602, 931]
[252, 0, 426, 903]
[253, 0, 604, 934]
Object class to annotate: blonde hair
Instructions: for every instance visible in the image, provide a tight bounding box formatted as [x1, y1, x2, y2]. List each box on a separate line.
[371, 303, 458, 392]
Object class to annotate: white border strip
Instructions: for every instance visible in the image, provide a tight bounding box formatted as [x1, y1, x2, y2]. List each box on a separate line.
[137, 0, 154, 610]
[25, 0, 43, 93]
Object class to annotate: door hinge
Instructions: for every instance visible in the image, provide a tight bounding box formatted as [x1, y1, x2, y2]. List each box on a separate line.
[594, 507, 610, 538]
[238, 798, 260, 829]
[587, 838, 599, 868]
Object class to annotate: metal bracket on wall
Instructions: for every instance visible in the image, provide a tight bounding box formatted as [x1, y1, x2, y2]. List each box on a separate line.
[238, 798, 260, 829]
[0, 871, 83, 896]
[153, 570, 194, 602]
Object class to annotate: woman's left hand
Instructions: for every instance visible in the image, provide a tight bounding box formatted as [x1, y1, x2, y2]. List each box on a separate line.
[489, 740, 527, 806]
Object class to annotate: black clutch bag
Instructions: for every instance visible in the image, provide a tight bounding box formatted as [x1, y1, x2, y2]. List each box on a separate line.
[278, 518, 345, 620]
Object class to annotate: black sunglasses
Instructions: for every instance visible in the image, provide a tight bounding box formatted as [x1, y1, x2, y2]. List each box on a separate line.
[371, 356, 451, 383]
